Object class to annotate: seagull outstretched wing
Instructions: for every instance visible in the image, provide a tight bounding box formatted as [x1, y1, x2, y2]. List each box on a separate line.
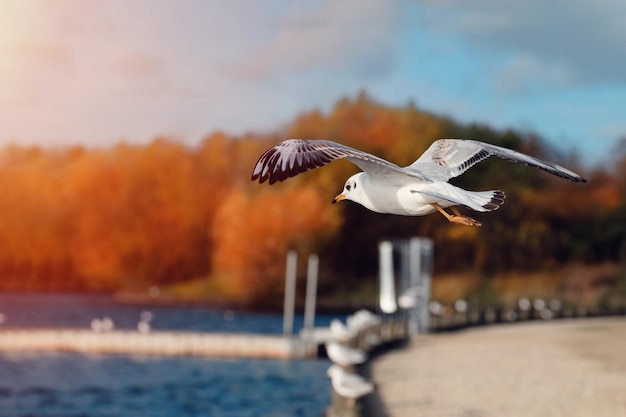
[407, 139, 586, 183]
[251, 139, 425, 184]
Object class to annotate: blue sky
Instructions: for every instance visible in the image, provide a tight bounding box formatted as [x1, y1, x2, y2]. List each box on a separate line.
[1, 0, 625, 166]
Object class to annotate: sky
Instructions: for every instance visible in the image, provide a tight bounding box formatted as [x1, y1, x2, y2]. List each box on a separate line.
[1, 0, 625, 166]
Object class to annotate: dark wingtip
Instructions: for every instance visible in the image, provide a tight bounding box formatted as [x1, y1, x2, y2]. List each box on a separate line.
[483, 190, 506, 211]
[562, 171, 586, 183]
[251, 168, 268, 184]
[562, 173, 586, 183]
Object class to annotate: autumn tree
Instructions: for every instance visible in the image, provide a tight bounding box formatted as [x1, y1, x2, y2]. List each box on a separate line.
[210, 184, 341, 302]
[1, 92, 623, 307]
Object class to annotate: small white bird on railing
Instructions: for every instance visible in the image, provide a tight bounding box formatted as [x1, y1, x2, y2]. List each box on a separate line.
[91, 317, 115, 333]
[325, 341, 367, 367]
[90, 318, 103, 333]
[137, 320, 151, 334]
[140, 310, 154, 323]
[101, 317, 115, 332]
[327, 364, 374, 409]
[398, 286, 425, 309]
[330, 319, 356, 342]
[346, 309, 382, 332]
[137, 310, 154, 334]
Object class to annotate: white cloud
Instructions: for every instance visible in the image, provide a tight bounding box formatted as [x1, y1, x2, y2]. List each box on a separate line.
[229, 0, 405, 81]
[497, 55, 573, 93]
[416, 0, 626, 86]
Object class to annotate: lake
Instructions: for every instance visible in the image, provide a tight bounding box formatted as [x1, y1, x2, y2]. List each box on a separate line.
[0, 293, 343, 417]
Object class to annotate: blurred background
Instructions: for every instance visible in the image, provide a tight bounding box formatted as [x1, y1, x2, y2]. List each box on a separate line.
[0, 0, 624, 310]
[1, 2, 626, 416]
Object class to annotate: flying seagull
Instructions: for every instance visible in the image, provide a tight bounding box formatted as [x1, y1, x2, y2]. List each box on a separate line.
[251, 139, 586, 226]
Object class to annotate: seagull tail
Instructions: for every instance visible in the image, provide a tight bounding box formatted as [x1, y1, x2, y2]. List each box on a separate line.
[416, 185, 506, 212]
[469, 190, 506, 211]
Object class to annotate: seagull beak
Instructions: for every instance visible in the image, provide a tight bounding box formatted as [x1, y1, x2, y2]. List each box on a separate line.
[332, 194, 346, 204]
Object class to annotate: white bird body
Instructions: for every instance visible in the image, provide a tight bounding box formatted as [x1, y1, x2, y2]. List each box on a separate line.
[348, 173, 433, 216]
[346, 309, 382, 332]
[327, 364, 374, 407]
[252, 138, 586, 226]
[353, 173, 491, 216]
[326, 341, 367, 366]
[330, 319, 356, 341]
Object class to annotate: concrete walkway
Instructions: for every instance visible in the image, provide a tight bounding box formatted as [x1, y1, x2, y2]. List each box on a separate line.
[371, 318, 626, 417]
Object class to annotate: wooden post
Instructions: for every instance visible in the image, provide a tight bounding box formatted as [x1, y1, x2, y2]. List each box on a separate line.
[379, 241, 397, 314]
[303, 254, 319, 333]
[283, 251, 297, 337]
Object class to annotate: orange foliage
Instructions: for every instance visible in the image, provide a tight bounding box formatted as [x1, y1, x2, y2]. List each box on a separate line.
[0, 93, 619, 304]
[211, 186, 341, 300]
[329, 92, 403, 151]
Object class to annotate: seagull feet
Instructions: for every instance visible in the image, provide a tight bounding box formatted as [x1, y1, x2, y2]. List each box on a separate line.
[449, 215, 482, 227]
[347, 398, 356, 409]
[431, 203, 482, 227]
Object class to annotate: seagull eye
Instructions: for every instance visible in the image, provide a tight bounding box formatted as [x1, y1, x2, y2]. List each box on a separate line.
[346, 184, 351, 191]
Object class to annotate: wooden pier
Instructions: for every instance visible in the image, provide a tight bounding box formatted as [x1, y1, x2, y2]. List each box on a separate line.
[0, 329, 316, 359]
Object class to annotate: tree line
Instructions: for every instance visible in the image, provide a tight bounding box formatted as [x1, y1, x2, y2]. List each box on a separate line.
[0, 92, 624, 305]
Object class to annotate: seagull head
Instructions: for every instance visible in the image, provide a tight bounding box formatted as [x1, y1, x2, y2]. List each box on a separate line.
[333, 173, 364, 205]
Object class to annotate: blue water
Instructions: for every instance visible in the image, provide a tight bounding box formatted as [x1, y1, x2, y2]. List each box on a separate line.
[0, 293, 342, 417]
[0, 293, 343, 334]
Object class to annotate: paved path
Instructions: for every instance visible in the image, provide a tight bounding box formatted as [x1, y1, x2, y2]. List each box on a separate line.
[371, 318, 626, 417]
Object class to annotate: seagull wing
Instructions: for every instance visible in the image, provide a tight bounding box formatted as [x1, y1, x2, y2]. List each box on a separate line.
[406, 139, 586, 183]
[252, 139, 424, 184]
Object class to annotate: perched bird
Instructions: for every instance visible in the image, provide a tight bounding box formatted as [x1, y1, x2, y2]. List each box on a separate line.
[252, 139, 586, 226]
[398, 286, 424, 309]
[137, 320, 151, 334]
[330, 319, 356, 342]
[327, 364, 374, 408]
[325, 341, 367, 367]
[346, 309, 382, 332]
[90, 318, 103, 333]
